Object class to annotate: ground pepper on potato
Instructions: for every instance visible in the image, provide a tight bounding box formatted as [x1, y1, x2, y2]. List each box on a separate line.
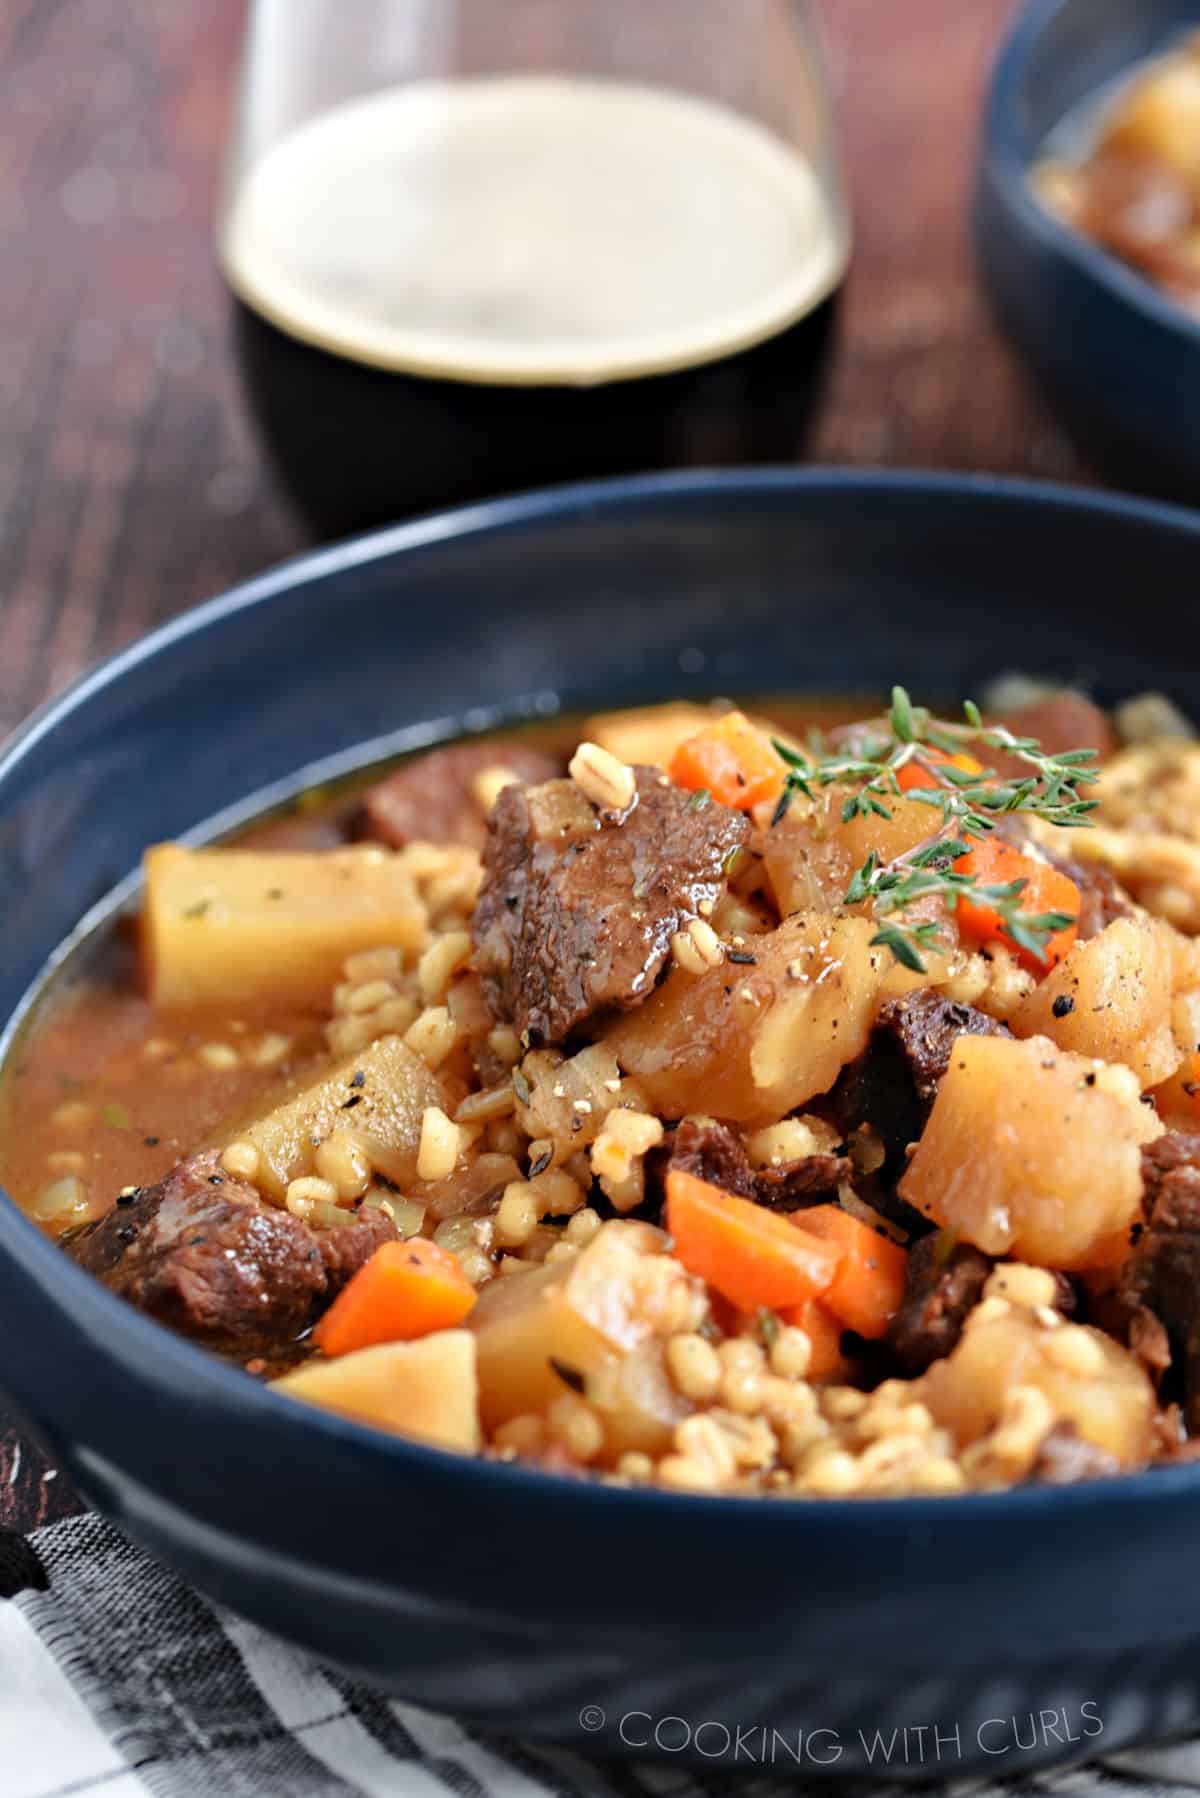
[11, 688, 1200, 1494]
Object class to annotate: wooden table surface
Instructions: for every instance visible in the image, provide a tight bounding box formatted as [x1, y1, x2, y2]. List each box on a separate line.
[0, 0, 1088, 1536]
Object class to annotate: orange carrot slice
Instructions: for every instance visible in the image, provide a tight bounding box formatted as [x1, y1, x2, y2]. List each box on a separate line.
[953, 838, 1080, 972]
[779, 1295, 849, 1381]
[1188, 1050, 1200, 1118]
[895, 746, 983, 792]
[666, 1168, 843, 1312]
[313, 1238, 477, 1358]
[668, 711, 787, 812]
[791, 1204, 908, 1339]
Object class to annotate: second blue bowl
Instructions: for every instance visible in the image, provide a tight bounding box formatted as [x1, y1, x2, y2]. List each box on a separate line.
[974, 0, 1200, 497]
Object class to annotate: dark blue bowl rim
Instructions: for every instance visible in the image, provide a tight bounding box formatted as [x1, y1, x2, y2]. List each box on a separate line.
[982, 0, 1200, 351]
[6, 463, 1200, 1534]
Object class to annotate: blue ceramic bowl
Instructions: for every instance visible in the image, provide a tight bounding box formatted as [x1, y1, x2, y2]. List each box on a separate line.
[3, 470, 1200, 1778]
[974, 0, 1200, 497]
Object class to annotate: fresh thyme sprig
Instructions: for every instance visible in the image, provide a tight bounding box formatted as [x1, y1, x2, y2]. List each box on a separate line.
[842, 838, 1079, 975]
[770, 687, 1100, 973]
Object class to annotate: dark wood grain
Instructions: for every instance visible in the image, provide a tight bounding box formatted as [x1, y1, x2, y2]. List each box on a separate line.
[0, 0, 1092, 1530]
[811, 0, 1084, 481]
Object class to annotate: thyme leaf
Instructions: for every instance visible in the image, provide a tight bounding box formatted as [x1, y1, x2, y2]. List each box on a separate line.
[771, 688, 1100, 972]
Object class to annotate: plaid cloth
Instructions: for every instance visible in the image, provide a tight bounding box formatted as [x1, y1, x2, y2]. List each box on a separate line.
[1, 1512, 1197, 1798]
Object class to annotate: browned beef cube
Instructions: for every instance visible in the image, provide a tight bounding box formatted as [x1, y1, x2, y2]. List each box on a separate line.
[67, 1150, 395, 1355]
[753, 1156, 846, 1211]
[1119, 1132, 1200, 1432]
[659, 1116, 844, 1216]
[833, 989, 1011, 1181]
[472, 767, 748, 1047]
[985, 691, 1116, 773]
[667, 1117, 756, 1198]
[361, 741, 560, 852]
[888, 1235, 993, 1374]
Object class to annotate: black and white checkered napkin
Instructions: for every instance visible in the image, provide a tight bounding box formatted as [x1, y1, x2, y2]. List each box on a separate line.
[1, 1511, 1197, 1798]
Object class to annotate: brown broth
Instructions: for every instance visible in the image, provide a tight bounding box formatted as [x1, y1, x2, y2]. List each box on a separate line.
[0, 931, 328, 1230]
[0, 697, 871, 1231]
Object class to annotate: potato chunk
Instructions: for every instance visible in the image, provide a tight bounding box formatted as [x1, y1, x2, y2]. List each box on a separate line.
[607, 913, 917, 1126]
[921, 1306, 1154, 1471]
[582, 703, 722, 770]
[273, 1330, 479, 1452]
[1011, 916, 1179, 1088]
[143, 844, 427, 1010]
[899, 1035, 1162, 1268]
[585, 1340, 691, 1459]
[232, 1034, 442, 1200]
[469, 1219, 697, 1430]
[761, 787, 941, 916]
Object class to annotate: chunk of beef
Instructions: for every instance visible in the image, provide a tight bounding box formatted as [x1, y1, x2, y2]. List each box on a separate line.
[473, 768, 748, 1047]
[882, 989, 1012, 1113]
[833, 989, 1011, 1180]
[985, 691, 1116, 775]
[661, 1116, 844, 1215]
[1031, 1423, 1120, 1485]
[360, 741, 560, 852]
[1118, 1132, 1200, 1431]
[888, 1234, 993, 1374]
[68, 1150, 396, 1355]
[754, 1157, 846, 1211]
[668, 1116, 755, 1198]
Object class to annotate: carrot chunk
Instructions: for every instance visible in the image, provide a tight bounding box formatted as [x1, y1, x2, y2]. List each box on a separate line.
[668, 711, 787, 812]
[953, 838, 1080, 972]
[666, 1168, 843, 1311]
[313, 1238, 477, 1358]
[791, 1204, 908, 1339]
[1149, 1048, 1200, 1125]
[1190, 1051, 1200, 1117]
[779, 1296, 849, 1381]
[894, 746, 982, 792]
